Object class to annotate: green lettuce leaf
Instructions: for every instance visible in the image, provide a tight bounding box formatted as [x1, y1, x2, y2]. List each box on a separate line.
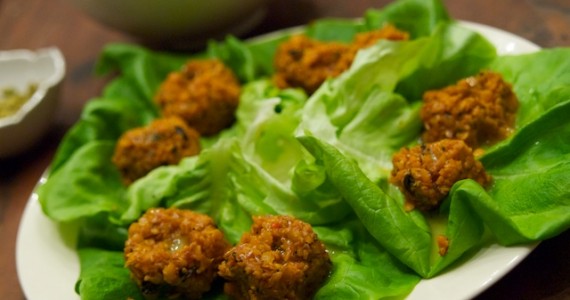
[476, 100, 570, 244]
[38, 141, 126, 221]
[314, 221, 421, 299]
[95, 44, 189, 101]
[75, 248, 143, 300]
[395, 22, 497, 100]
[364, 0, 450, 39]
[298, 136, 432, 277]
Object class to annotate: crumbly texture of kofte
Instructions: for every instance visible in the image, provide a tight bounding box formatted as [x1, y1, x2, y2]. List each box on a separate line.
[154, 59, 241, 136]
[112, 117, 200, 185]
[421, 71, 519, 149]
[273, 35, 354, 95]
[218, 215, 332, 300]
[351, 23, 410, 49]
[125, 208, 231, 299]
[273, 24, 409, 95]
[390, 139, 491, 211]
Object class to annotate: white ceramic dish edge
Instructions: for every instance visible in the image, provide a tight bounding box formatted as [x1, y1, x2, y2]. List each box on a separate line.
[0, 48, 65, 157]
[0, 48, 65, 126]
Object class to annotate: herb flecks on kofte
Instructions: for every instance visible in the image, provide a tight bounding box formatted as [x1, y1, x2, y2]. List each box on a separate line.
[218, 215, 332, 300]
[154, 59, 241, 136]
[273, 24, 409, 95]
[421, 71, 519, 149]
[390, 139, 491, 211]
[125, 208, 231, 299]
[112, 117, 201, 185]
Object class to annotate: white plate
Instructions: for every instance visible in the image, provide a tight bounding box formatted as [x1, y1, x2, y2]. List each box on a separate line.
[16, 21, 541, 300]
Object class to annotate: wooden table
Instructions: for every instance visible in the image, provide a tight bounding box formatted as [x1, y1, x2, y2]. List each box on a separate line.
[0, 0, 568, 299]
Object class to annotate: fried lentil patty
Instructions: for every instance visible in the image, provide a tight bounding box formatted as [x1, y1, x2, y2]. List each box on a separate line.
[125, 208, 230, 299]
[352, 23, 410, 48]
[390, 139, 491, 211]
[218, 215, 332, 300]
[273, 24, 409, 95]
[112, 117, 201, 185]
[421, 71, 519, 149]
[154, 59, 241, 136]
[273, 35, 354, 94]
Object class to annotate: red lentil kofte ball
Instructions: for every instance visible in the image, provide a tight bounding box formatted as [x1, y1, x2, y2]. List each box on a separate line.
[273, 24, 409, 95]
[390, 139, 491, 211]
[421, 71, 519, 149]
[124, 208, 231, 299]
[112, 117, 201, 185]
[154, 59, 241, 136]
[351, 23, 410, 49]
[218, 215, 332, 300]
[273, 34, 355, 95]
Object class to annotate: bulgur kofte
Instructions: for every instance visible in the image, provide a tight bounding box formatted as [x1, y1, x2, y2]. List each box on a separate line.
[273, 24, 409, 94]
[421, 71, 519, 149]
[390, 139, 491, 211]
[112, 117, 201, 185]
[124, 207, 231, 299]
[218, 215, 332, 300]
[273, 35, 354, 95]
[351, 23, 410, 49]
[154, 59, 241, 136]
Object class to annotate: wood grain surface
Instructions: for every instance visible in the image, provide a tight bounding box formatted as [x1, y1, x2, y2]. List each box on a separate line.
[0, 0, 568, 299]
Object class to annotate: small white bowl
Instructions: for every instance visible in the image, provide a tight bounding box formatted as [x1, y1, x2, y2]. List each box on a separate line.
[0, 48, 65, 158]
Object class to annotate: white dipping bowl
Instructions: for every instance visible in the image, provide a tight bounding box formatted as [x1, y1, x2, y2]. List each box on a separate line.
[65, 0, 269, 48]
[0, 48, 65, 158]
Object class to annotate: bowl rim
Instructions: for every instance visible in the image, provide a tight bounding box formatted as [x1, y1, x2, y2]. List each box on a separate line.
[0, 47, 66, 127]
